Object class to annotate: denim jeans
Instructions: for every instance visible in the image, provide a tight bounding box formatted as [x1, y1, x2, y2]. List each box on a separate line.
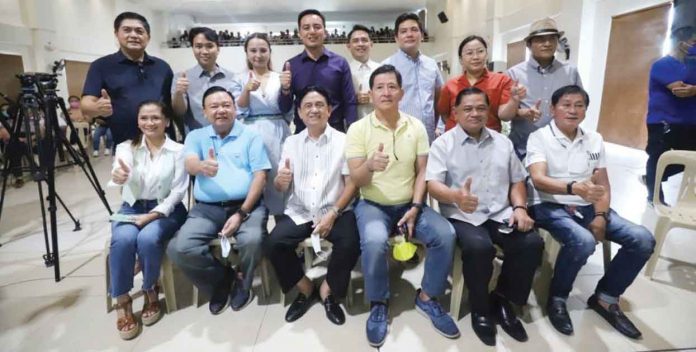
[166, 203, 268, 296]
[531, 203, 655, 304]
[109, 200, 187, 297]
[354, 199, 455, 302]
[93, 125, 113, 152]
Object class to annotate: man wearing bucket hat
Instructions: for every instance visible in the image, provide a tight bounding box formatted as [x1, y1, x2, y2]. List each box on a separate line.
[426, 87, 543, 346]
[507, 17, 583, 160]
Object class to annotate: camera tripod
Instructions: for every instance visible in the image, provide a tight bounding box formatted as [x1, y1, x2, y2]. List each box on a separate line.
[0, 72, 112, 282]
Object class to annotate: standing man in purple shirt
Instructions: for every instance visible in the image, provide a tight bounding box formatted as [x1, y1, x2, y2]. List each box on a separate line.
[278, 9, 357, 133]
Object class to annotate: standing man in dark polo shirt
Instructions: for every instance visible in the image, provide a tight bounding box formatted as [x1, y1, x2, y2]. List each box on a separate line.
[278, 9, 357, 133]
[81, 12, 175, 146]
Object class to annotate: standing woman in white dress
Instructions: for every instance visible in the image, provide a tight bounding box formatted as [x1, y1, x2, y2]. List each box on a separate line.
[231, 32, 292, 219]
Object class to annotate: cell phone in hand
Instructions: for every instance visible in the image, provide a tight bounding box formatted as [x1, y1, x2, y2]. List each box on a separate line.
[498, 222, 514, 234]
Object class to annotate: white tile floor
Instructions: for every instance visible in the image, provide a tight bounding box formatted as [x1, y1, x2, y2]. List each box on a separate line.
[1, 143, 695, 352]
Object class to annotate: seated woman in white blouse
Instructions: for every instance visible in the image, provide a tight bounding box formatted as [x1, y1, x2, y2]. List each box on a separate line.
[108, 101, 188, 340]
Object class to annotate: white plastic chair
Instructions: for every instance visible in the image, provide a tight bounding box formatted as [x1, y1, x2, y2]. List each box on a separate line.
[644, 150, 696, 279]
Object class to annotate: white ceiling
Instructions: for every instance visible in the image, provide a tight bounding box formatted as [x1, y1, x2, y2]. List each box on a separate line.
[129, 0, 428, 23]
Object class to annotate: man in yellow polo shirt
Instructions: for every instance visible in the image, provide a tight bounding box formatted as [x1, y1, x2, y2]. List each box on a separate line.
[346, 64, 458, 348]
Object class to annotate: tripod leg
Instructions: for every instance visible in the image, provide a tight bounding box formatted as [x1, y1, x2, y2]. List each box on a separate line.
[35, 181, 55, 267]
[0, 156, 12, 222]
[55, 192, 81, 231]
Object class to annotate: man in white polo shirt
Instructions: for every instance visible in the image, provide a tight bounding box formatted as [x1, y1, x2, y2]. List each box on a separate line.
[526, 85, 654, 339]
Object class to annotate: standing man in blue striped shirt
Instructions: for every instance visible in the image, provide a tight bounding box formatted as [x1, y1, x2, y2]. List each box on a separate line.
[382, 13, 444, 143]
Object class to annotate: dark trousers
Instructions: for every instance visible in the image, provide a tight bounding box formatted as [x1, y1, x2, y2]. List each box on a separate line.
[264, 212, 360, 298]
[3, 140, 28, 177]
[451, 219, 543, 315]
[645, 123, 696, 201]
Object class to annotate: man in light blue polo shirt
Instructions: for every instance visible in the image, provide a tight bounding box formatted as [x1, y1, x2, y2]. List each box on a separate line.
[167, 86, 270, 315]
[171, 27, 236, 133]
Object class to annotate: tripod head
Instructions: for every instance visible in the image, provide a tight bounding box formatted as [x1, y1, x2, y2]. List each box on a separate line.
[17, 72, 59, 97]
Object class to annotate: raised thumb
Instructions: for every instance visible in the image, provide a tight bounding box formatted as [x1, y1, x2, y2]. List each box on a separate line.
[591, 169, 599, 183]
[208, 147, 216, 160]
[377, 143, 384, 153]
[101, 89, 110, 100]
[118, 158, 130, 172]
[284, 158, 290, 170]
[180, 71, 187, 79]
[461, 176, 472, 193]
[534, 99, 541, 110]
[283, 61, 291, 72]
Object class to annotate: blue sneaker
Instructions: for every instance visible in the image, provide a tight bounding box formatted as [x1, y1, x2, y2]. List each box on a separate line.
[230, 275, 255, 311]
[366, 302, 388, 347]
[415, 289, 460, 338]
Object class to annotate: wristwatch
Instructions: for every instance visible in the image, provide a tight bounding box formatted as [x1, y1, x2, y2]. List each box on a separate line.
[236, 208, 250, 222]
[411, 202, 423, 213]
[566, 181, 577, 195]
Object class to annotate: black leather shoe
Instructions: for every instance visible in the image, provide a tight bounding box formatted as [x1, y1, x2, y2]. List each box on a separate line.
[323, 295, 346, 325]
[471, 313, 497, 346]
[209, 271, 232, 315]
[493, 294, 528, 342]
[285, 291, 317, 322]
[547, 299, 573, 335]
[587, 294, 642, 339]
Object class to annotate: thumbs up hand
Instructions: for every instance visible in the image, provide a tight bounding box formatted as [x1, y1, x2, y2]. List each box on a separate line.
[280, 62, 292, 91]
[511, 80, 527, 101]
[455, 177, 479, 213]
[97, 89, 113, 117]
[276, 158, 293, 192]
[200, 147, 219, 177]
[357, 83, 370, 104]
[112, 158, 130, 185]
[246, 71, 261, 92]
[573, 169, 606, 203]
[367, 143, 389, 172]
[528, 99, 542, 122]
[175, 72, 189, 95]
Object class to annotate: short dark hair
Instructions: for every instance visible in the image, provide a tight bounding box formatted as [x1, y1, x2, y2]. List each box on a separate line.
[671, 26, 694, 42]
[394, 13, 423, 34]
[348, 24, 371, 41]
[202, 86, 235, 108]
[458, 35, 488, 57]
[132, 100, 168, 148]
[455, 87, 490, 107]
[297, 9, 325, 28]
[188, 27, 219, 46]
[551, 85, 590, 106]
[244, 33, 272, 70]
[68, 95, 80, 102]
[113, 12, 150, 36]
[369, 64, 402, 90]
[298, 85, 331, 106]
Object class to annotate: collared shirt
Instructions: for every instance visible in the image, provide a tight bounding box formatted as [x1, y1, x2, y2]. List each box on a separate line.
[278, 48, 357, 132]
[171, 64, 236, 132]
[426, 126, 526, 226]
[382, 50, 444, 142]
[109, 136, 187, 216]
[184, 123, 271, 202]
[280, 126, 350, 225]
[83, 50, 174, 145]
[349, 58, 380, 120]
[345, 111, 429, 205]
[647, 55, 696, 125]
[506, 57, 582, 157]
[437, 69, 513, 132]
[525, 120, 606, 206]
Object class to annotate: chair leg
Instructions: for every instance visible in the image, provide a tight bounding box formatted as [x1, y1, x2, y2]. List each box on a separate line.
[192, 285, 199, 308]
[104, 247, 112, 313]
[346, 277, 354, 308]
[450, 246, 464, 320]
[161, 255, 177, 313]
[644, 217, 672, 279]
[260, 258, 271, 299]
[601, 241, 611, 273]
[304, 246, 312, 272]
